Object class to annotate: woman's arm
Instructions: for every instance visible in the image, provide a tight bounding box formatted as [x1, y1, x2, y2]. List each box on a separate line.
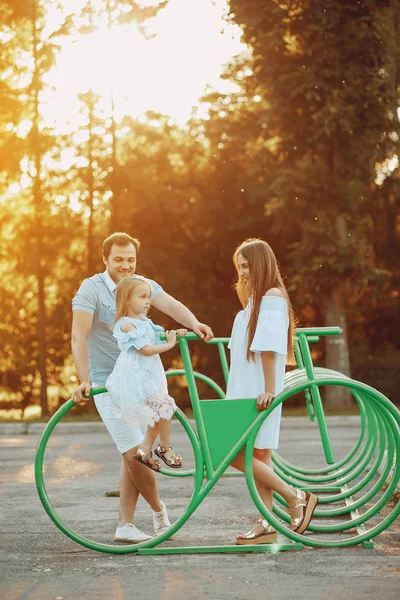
[256, 351, 276, 411]
[261, 351, 276, 395]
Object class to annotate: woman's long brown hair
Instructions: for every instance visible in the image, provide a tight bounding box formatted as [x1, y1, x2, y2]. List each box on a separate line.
[233, 239, 297, 365]
[115, 276, 152, 323]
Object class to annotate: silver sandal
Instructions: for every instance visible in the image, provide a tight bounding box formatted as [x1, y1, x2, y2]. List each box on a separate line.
[236, 518, 277, 545]
[154, 445, 183, 469]
[133, 449, 161, 472]
[288, 488, 318, 533]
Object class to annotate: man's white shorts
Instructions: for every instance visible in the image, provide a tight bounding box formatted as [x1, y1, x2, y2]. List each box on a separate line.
[94, 388, 145, 454]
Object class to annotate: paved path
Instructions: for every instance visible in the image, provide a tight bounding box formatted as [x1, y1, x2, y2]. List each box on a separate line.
[1, 417, 398, 600]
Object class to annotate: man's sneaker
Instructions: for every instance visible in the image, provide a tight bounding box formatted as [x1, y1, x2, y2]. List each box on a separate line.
[152, 502, 171, 536]
[114, 523, 152, 544]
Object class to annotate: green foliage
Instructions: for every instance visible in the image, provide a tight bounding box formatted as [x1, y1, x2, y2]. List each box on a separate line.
[351, 343, 400, 405]
[228, 0, 399, 294]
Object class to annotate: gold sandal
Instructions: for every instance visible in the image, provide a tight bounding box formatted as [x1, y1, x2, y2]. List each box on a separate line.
[288, 488, 318, 534]
[154, 445, 183, 469]
[236, 518, 277, 545]
[133, 449, 161, 472]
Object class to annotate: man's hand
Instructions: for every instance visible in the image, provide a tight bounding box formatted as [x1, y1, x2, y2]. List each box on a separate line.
[256, 392, 274, 412]
[193, 322, 214, 342]
[71, 381, 92, 405]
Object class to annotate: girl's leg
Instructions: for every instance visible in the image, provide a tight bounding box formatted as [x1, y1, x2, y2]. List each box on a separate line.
[140, 423, 159, 455]
[157, 418, 182, 465]
[133, 424, 162, 470]
[158, 418, 171, 450]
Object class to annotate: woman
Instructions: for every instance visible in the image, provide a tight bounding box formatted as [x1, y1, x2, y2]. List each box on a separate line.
[226, 238, 318, 544]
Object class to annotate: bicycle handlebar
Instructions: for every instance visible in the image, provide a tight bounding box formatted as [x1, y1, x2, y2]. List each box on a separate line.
[82, 328, 341, 399]
[295, 327, 342, 337]
[159, 327, 342, 343]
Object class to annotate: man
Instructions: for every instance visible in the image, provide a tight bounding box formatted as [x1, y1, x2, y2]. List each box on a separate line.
[71, 232, 213, 543]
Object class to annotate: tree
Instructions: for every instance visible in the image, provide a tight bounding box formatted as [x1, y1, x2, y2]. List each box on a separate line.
[0, 0, 73, 416]
[76, 0, 168, 232]
[227, 0, 400, 407]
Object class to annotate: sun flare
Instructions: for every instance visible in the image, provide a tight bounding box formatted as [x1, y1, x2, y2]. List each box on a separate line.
[43, 0, 245, 133]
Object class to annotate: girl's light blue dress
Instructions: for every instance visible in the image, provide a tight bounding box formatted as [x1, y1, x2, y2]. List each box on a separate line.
[106, 316, 176, 427]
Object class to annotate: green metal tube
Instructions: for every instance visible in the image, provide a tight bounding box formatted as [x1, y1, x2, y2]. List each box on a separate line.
[244, 379, 399, 546]
[287, 405, 396, 530]
[34, 327, 399, 553]
[165, 369, 225, 398]
[274, 394, 368, 476]
[297, 334, 335, 464]
[217, 343, 230, 385]
[273, 403, 377, 488]
[34, 401, 204, 554]
[273, 406, 387, 520]
[178, 338, 214, 480]
[294, 338, 315, 422]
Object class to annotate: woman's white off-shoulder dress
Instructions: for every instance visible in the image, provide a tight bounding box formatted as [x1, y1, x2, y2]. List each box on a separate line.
[226, 296, 289, 449]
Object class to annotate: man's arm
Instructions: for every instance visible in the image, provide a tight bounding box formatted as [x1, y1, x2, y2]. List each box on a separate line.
[71, 310, 94, 404]
[151, 291, 214, 341]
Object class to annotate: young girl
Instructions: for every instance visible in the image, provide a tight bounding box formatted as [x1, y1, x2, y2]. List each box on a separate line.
[106, 275, 187, 471]
[226, 239, 318, 544]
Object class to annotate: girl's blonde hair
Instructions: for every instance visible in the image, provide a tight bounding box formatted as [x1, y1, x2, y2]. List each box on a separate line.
[115, 275, 152, 323]
[233, 238, 297, 365]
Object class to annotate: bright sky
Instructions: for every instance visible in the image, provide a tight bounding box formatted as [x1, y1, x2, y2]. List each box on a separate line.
[43, 0, 246, 132]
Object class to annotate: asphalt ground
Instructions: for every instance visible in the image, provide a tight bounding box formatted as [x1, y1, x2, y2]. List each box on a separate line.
[0, 416, 399, 600]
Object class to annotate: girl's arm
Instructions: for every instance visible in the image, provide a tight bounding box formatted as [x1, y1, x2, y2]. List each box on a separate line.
[139, 329, 180, 356]
[121, 322, 172, 355]
[138, 329, 187, 356]
[121, 323, 186, 356]
[139, 343, 174, 356]
[256, 351, 276, 411]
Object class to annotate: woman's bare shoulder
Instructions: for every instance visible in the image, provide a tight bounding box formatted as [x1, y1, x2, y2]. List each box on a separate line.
[265, 287, 285, 297]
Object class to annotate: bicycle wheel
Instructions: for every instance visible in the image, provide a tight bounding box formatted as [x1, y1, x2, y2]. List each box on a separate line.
[35, 401, 204, 554]
[244, 378, 400, 548]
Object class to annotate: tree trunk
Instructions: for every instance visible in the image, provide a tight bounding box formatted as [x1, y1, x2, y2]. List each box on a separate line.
[324, 124, 353, 411]
[86, 89, 95, 277]
[109, 94, 120, 232]
[324, 283, 352, 410]
[32, 0, 49, 418]
[107, 0, 119, 233]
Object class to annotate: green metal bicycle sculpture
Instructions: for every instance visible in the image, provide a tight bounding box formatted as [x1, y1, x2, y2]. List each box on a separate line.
[35, 327, 400, 555]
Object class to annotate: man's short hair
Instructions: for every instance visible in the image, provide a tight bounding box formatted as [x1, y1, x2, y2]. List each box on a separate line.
[102, 232, 140, 259]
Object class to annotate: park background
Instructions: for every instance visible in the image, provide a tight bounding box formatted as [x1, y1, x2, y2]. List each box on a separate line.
[0, 0, 399, 420]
